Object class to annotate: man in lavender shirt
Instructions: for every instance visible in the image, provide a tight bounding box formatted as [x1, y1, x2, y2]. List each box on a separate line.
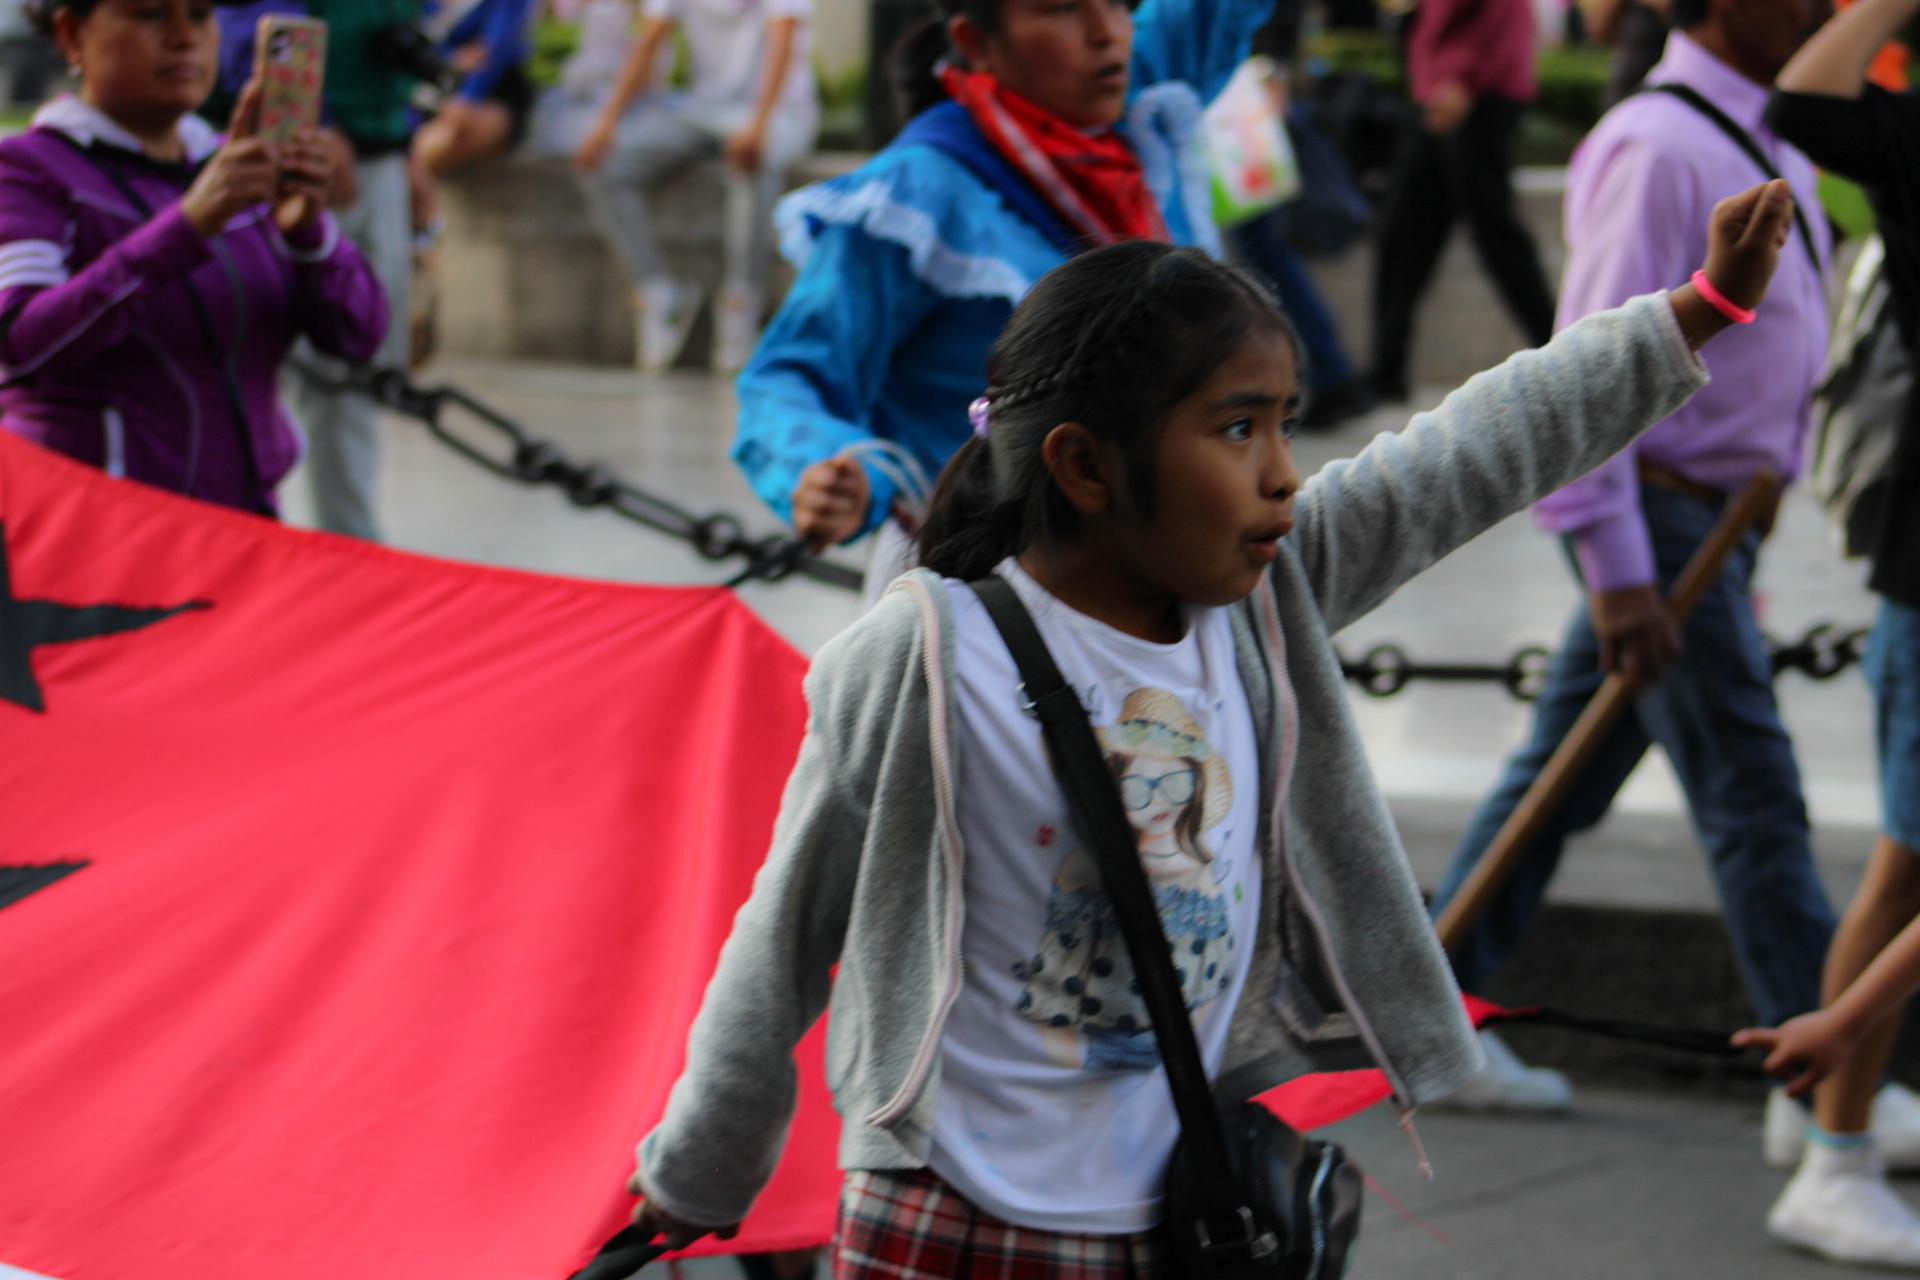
[1428, 0, 1894, 1148]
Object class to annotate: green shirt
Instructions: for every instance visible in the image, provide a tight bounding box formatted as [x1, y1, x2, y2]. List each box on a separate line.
[308, 0, 423, 149]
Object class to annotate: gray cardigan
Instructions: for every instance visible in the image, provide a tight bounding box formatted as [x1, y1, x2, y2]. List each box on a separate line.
[638, 292, 1709, 1228]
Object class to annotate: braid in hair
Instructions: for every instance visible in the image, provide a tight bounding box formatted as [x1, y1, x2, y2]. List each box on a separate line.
[917, 242, 1295, 581]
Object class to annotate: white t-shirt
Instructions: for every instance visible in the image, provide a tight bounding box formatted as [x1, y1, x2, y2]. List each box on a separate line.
[639, 0, 816, 117]
[559, 0, 638, 101]
[927, 562, 1263, 1234]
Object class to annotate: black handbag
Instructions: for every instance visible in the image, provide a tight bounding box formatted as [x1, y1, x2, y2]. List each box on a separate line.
[971, 576, 1363, 1279]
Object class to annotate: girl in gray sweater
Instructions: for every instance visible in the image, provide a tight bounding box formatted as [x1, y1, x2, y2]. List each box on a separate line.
[622, 181, 1796, 1279]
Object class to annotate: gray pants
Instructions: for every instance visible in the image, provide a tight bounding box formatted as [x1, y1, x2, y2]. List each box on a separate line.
[287, 152, 412, 541]
[578, 98, 815, 297]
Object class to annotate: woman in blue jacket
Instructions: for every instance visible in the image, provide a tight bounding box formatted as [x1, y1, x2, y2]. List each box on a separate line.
[730, 0, 1267, 596]
[413, 0, 538, 175]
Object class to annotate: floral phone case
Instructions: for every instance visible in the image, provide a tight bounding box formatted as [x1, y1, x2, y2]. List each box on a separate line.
[254, 15, 327, 144]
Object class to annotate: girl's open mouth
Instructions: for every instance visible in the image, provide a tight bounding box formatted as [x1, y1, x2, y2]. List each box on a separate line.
[1247, 523, 1290, 561]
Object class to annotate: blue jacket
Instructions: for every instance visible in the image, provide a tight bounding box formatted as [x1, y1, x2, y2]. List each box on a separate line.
[732, 0, 1267, 538]
[439, 0, 534, 101]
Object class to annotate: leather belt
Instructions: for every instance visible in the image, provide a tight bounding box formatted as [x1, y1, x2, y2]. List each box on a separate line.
[1638, 457, 1726, 505]
[1637, 458, 1780, 537]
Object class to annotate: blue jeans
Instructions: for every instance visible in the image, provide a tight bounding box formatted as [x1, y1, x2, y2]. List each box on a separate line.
[1866, 598, 1920, 852]
[1227, 209, 1357, 395]
[1431, 486, 1836, 1028]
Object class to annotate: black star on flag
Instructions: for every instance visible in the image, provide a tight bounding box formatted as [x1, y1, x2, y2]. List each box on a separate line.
[0, 520, 207, 713]
[0, 861, 87, 912]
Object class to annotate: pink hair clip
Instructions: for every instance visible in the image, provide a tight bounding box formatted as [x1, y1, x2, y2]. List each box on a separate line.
[969, 397, 992, 438]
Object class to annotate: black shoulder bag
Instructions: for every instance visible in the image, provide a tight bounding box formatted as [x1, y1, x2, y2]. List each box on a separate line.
[970, 575, 1363, 1280]
[1642, 82, 1819, 266]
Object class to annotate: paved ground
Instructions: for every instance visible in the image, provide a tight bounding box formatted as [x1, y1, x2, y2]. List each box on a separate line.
[1326, 1089, 1902, 1280]
[275, 359, 1897, 1279]
[637, 1089, 1915, 1280]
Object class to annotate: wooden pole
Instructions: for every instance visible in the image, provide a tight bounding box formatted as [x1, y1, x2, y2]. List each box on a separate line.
[1433, 470, 1782, 954]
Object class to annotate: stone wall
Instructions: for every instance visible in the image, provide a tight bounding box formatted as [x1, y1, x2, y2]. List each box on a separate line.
[434, 154, 1567, 386]
[433, 153, 860, 366]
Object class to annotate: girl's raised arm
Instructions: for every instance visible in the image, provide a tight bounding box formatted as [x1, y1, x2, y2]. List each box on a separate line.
[1288, 181, 1792, 633]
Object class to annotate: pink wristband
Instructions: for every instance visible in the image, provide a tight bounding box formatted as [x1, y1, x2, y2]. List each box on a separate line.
[1691, 269, 1756, 325]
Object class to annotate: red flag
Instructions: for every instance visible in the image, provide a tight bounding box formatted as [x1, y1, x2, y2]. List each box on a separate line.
[1258, 994, 1513, 1131]
[0, 431, 839, 1280]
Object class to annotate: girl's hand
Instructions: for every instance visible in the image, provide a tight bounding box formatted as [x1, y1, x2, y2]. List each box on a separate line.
[1670, 178, 1796, 349]
[1702, 178, 1795, 312]
[625, 1175, 740, 1250]
[1732, 1007, 1866, 1097]
[791, 456, 871, 548]
[273, 127, 335, 233]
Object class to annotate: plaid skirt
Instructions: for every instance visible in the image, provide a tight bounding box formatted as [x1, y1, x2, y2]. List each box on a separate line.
[832, 1168, 1164, 1280]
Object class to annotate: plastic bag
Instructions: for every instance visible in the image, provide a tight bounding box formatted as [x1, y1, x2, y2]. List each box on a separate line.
[1203, 57, 1300, 229]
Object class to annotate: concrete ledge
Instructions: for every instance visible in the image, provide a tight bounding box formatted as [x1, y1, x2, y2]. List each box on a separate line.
[435, 152, 863, 365]
[436, 149, 1570, 383]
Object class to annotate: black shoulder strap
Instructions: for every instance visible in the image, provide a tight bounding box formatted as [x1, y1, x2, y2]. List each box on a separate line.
[1644, 82, 1819, 266]
[969, 575, 1259, 1255]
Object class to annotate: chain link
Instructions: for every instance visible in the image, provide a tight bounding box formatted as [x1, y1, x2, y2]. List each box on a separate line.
[1340, 622, 1871, 702]
[306, 364, 865, 592]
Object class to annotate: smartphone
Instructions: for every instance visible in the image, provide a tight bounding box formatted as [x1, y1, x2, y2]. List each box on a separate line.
[253, 15, 327, 144]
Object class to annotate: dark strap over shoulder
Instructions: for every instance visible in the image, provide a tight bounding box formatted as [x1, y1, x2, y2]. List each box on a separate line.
[1643, 82, 1819, 266]
[969, 574, 1263, 1258]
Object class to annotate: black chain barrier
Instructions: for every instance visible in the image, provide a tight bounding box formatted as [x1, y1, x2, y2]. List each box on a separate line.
[1341, 644, 1557, 701]
[300, 362, 864, 592]
[320, 365, 1871, 698]
[1340, 623, 1870, 701]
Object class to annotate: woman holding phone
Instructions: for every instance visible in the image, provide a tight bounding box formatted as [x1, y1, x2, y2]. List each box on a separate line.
[0, 0, 388, 516]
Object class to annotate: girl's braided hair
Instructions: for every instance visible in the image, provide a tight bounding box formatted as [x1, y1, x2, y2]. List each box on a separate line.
[917, 240, 1297, 582]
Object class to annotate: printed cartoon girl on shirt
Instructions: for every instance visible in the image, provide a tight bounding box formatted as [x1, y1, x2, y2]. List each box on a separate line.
[1016, 687, 1234, 1071]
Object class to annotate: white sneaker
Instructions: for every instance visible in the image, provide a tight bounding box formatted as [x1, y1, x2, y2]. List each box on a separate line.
[1431, 1030, 1573, 1113]
[1766, 1084, 1920, 1172]
[713, 285, 761, 373]
[1767, 1088, 1813, 1169]
[1876, 1083, 1920, 1171]
[637, 279, 703, 374]
[1770, 1140, 1920, 1268]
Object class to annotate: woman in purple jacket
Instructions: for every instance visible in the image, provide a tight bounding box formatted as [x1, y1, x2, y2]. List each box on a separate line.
[0, 0, 388, 516]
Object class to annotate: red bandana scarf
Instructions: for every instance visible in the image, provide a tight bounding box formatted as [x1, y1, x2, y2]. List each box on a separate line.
[940, 65, 1170, 246]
